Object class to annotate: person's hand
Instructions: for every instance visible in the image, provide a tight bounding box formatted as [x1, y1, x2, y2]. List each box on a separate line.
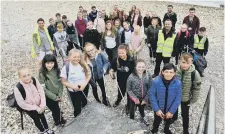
[156, 110, 164, 119]
[165, 112, 173, 119]
[135, 99, 140, 105]
[56, 97, 62, 102]
[147, 43, 151, 47]
[36, 107, 42, 114]
[80, 34, 83, 37]
[33, 33, 37, 37]
[78, 84, 86, 91]
[141, 100, 146, 105]
[72, 85, 79, 91]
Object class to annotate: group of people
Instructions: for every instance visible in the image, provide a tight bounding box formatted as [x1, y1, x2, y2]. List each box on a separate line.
[12, 4, 208, 134]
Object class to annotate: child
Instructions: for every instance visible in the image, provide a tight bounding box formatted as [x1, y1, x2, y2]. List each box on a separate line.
[193, 27, 209, 56]
[101, 20, 117, 64]
[60, 49, 91, 117]
[55, 13, 66, 28]
[62, 15, 68, 29]
[38, 54, 67, 128]
[121, 21, 132, 46]
[150, 63, 182, 134]
[175, 53, 201, 134]
[83, 21, 101, 50]
[53, 23, 69, 58]
[93, 10, 106, 35]
[75, 12, 87, 48]
[47, 18, 57, 41]
[83, 10, 90, 22]
[127, 59, 152, 126]
[109, 45, 135, 114]
[130, 25, 144, 60]
[84, 43, 110, 106]
[14, 67, 54, 134]
[143, 11, 152, 31]
[114, 19, 124, 46]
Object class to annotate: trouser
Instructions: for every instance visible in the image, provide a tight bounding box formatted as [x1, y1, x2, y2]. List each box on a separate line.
[149, 46, 156, 58]
[173, 101, 190, 133]
[78, 36, 84, 48]
[105, 46, 117, 65]
[67, 41, 74, 55]
[46, 97, 61, 125]
[69, 85, 89, 117]
[25, 110, 49, 132]
[90, 77, 107, 102]
[115, 81, 130, 110]
[195, 49, 205, 56]
[58, 45, 68, 58]
[154, 53, 171, 75]
[129, 98, 146, 119]
[175, 51, 182, 65]
[152, 112, 172, 133]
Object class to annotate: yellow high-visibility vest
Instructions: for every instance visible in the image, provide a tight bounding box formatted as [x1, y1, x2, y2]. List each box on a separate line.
[31, 27, 54, 58]
[156, 30, 176, 57]
[194, 35, 206, 50]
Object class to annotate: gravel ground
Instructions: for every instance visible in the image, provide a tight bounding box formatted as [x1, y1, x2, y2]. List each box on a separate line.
[1, 1, 224, 134]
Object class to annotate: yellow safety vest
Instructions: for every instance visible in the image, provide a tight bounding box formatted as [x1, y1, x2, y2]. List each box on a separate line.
[156, 30, 176, 57]
[31, 27, 54, 58]
[194, 35, 206, 50]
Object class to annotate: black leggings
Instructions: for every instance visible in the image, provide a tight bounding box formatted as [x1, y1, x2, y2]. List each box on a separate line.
[25, 110, 49, 132]
[69, 85, 89, 117]
[105, 46, 117, 64]
[115, 81, 130, 110]
[129, 99, 146, 119]
[46, 97, 61, 124]
[90, 77, 107, 102]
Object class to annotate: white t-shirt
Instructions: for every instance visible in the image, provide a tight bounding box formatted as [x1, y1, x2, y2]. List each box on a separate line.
[125, 30, 132, 44]
[105, 36, 116, 49]
[60, 62, 86, 92]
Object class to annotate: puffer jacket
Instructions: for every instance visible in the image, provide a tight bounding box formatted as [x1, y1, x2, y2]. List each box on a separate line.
[145, 25, 161, 49]
[176, 64, 201, 103]
[149, 75, 182, 114]
[127, 71, 152, 102]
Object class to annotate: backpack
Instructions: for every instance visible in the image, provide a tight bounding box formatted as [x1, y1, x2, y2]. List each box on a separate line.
[6, 77, 37, 130]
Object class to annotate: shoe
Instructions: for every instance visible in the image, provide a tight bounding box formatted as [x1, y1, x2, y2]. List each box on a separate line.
[200, 73, 204, 77]
[183, 130, 189, 134]
[152, 74, 157, 78]
[163, 129, 172, 134]
[125, 105, 129, 115]
[102, 99, 109, 106]
[60, 118, 67, 127]
[45, 129, 55, 134]
[113, 101, 120, 107]
[140, 117, 149, 126]
[151, 128, 158, 134]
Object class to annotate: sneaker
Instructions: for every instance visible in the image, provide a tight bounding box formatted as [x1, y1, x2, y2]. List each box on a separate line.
[113, 101, 120, 107]
[152, 74, 157, 78]
[151, 128, 158, 134]
[45, 129, 55, 134]
[140, 117, 149, 126]
[163, 129, 172, 134]
[102, 99, 109, 106]
[60, 118, 67, 127]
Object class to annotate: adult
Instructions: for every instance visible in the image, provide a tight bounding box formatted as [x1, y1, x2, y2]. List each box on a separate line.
[150, 63, 182, 134]
[151, 12, 162, 28]
[94, 10, 106, 36]
[55, 13, 66, 28]
[31, 18, 54, 67]
[131, 8, 142, 30]
[183, 7, 200, 36]
[143, 11, 152, 30]
[163, 5, 177, 30]
[128, 5, 136, 23]
[152, 19, 177, 78]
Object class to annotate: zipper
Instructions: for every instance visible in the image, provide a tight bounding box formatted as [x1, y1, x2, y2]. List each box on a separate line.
[163, 85, 169, 114]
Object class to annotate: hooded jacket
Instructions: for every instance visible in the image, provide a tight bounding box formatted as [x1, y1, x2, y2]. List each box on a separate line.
[83, 28, 101, 49]
[127, 71, 152, 102]
[176, 64, 201, 103]
[149, 75, 182, 114]
[66, 24, 80, 45]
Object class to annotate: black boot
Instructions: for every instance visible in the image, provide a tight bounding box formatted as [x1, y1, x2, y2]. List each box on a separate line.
[60, 117, 67, 127]
[113, 100, 120, 107]
[151, 128, 158, 134]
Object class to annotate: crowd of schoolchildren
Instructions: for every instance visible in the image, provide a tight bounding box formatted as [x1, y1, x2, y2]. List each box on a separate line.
[11, 4, 209, 134]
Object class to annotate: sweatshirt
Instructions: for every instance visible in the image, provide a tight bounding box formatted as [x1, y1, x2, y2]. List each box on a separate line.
[94, 18, 105, 33]
[14, 78, 46, 111]
[38, 69, 63, 101]
[75, 18, 87, 36]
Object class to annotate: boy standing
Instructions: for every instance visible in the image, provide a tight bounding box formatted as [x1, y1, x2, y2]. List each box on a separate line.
[193, 27, 209, 56]
[175, 53, 201, 134]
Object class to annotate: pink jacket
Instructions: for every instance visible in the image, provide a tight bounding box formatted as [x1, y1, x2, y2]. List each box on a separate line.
[14, 78, 46, 111]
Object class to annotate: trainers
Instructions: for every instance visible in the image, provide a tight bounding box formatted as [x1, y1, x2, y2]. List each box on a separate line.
[164, 129, 172, 134]
[151, 128, 158, 134]
[102, 99, 109, 106]
[45, 129, 55, 134]
[60, 118, 67, 127]
[113, 101, 120, 107]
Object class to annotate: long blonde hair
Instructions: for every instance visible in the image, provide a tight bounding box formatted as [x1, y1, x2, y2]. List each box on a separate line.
[68, 49, 89, 77]
[133, 25, 140, 35]
[83, 42, 98, 62]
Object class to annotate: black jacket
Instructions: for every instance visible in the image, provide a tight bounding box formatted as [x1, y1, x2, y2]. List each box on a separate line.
[150, 17, 162, 28]
[89, 11, 98, 22]
[121, 29, 132, 44]
[143, 16, 152, 28]
[47, 25, 57, 41]
[175, 31, 194, 54]
[163, 12, 177, 27]
[145, 25, 161, 50]
[83, 29, 101, 49]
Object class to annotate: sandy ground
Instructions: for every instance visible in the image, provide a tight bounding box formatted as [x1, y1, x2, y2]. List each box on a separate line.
[1, 1, 224, 134]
